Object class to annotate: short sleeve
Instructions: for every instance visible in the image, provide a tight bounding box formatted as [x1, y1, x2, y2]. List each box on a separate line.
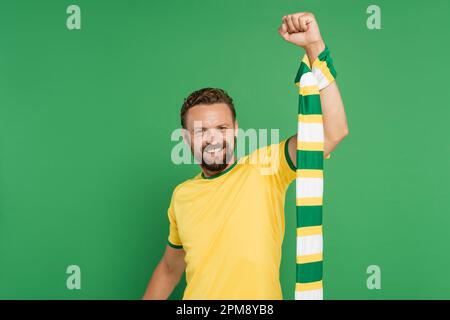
[167, 191, 183, 249]
[247, 137, 297, 190]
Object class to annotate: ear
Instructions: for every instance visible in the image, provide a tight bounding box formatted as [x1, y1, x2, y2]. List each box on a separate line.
[234, 120, 239, 137]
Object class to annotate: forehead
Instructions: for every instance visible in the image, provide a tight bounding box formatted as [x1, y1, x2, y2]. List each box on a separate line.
[185, 103, 234, 128]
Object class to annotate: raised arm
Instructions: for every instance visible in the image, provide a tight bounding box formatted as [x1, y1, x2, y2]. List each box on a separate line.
[278, 12, 349, 163]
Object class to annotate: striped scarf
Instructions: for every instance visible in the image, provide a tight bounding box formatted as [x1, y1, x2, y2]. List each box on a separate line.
[294, 46, 337, 300]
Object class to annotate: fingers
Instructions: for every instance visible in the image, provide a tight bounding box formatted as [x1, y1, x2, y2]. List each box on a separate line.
[279, 22, 288, 34]
[290, 15, 301, 32]
[277, 22, 289, 40]
[299, 13, 314, 31]
[281, 12, 314, 33]
[298, 15, 308, 32]
[283, 15, 296, 33]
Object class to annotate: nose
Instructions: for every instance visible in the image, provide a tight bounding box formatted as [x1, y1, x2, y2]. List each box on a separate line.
[204, 128, 221, 145]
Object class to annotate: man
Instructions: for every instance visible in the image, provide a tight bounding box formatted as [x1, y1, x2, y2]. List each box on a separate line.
[143, 12, 348, 300]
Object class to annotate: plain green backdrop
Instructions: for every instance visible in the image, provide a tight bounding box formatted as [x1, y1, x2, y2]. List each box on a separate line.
[1, 0, 449, 299]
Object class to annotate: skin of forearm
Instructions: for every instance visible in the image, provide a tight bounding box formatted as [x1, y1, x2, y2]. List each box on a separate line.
[320, 81, 348, 147]
[305, 40, 326, 65]
[288, 41, 348, 162]
[288, 80, 348, 161]
[305, 40, 348, 143]
[288, 79, 348, 162]
[279, 13, 349, 162]
[142, 259, 183, 300]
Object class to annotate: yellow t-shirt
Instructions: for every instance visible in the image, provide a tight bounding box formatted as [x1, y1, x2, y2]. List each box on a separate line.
[167, 138, 297, 299]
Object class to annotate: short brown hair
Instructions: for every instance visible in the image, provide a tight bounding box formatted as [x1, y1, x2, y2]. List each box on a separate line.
[181, 88, 236, 128]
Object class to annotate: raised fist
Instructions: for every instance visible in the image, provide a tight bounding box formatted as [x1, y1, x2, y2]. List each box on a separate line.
[278, 12, 323, 49]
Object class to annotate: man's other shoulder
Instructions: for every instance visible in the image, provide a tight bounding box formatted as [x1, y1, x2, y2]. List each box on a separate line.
[171, 172, 203, 196]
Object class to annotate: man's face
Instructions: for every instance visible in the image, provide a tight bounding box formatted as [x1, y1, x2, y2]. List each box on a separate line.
[184, 103, 238, 173]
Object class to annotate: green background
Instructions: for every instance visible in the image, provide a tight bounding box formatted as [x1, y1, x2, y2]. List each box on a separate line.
[1, 0, 449, 299]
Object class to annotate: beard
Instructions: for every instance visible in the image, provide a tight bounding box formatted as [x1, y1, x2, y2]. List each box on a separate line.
[192, 139, 235, 173]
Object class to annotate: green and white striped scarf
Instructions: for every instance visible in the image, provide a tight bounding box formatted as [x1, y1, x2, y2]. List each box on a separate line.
[294, 46, 337, 300]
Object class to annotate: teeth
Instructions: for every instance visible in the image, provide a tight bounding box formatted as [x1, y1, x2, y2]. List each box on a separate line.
[206, 147, 222, 153]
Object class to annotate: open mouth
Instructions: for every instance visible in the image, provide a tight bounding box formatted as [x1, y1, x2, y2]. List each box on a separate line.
[204, 146, 224, 155]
